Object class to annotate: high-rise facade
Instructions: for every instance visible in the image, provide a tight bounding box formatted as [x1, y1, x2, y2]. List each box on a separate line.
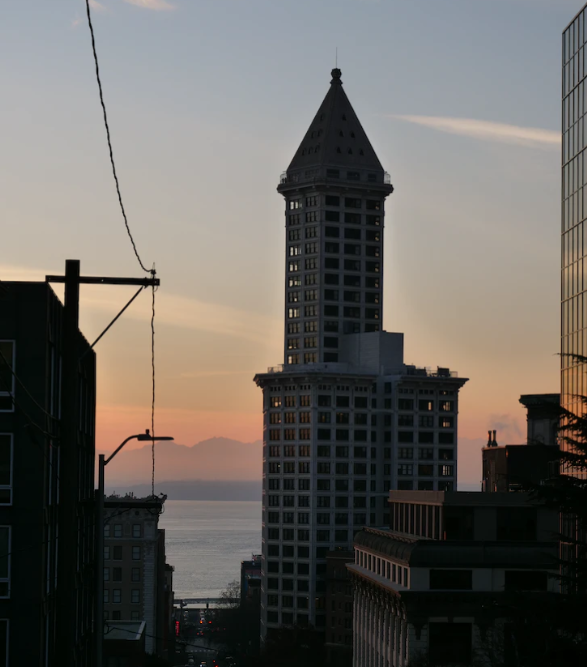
[255, 70, 468, 638]
[562, 6, 587, 586]
[562, 8, 587, 434]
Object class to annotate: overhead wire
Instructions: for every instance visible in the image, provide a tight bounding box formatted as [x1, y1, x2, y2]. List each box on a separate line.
[84, 0, 158, 496]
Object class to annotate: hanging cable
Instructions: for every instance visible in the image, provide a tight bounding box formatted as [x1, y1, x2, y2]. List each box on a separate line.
[150, 282, 157, 498]
[84, 0, 158, 492]
[84, 0, 150, 274]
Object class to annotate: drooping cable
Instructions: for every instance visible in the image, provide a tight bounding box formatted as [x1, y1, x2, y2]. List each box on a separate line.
[84, 0, 158, 492]
[151, 281, 156, 496]
[84, 0, 150, 275]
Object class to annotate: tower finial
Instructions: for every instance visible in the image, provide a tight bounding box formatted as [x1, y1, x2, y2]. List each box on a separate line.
[331, 68, 342, 84]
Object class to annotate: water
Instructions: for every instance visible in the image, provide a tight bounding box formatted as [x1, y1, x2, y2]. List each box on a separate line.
[159, 500, 262, 599]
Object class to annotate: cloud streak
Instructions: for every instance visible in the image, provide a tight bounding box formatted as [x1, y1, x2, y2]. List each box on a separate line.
[0, 264, 280, 348]
[392, 115, 560, 149]
[123, 0, 175, 10]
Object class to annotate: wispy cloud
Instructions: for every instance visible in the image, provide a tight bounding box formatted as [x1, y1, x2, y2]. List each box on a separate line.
[89, 0, 108, 11]
[123, 0, 175, 10]
[0, 264, 280, 347]
[392, 115, 560, 149]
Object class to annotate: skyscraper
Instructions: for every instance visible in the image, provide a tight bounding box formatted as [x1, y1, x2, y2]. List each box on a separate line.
[561, 3, 587, 589]
[561, 7, 586, 438]
[255, 70, 468, 638]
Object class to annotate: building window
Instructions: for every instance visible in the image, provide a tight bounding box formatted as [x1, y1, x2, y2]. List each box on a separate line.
[0, 436, 12, 505]
[0, 526, 12, 598]
[113, 589, 122, 604]
[131, 611, 140, 620]
[439, 464, 454, 477]
[430, 569, 472, 590]
[131, 567, 141, 582]
[104, 546, 110, 560]
[104, 589, 109, 603]
[113, 546, 122, 560]
[398, 464, 413, 476]
[113, 567, 122, 582]
[132, 524, 141, 538]
[0, 342, 15, 412]
[131, 589, 141, 604]
[112, 611, 121, 620]
[132, 547, 141, 560]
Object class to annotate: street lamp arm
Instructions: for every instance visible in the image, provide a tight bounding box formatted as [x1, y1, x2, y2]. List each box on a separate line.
[104, 434, 143, 466]
[104, 429, 174, 466]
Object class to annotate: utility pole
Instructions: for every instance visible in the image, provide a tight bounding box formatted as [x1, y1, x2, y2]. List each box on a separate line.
[47, 260, 159, 667]
[55, 259, 81, 666]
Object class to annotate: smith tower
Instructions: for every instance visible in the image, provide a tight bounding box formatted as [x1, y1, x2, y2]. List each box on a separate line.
[255, 70, 467, 639]
[278, 68, 394, 366]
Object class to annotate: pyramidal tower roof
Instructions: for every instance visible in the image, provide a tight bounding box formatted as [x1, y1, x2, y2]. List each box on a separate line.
[286, 68, 385, 175]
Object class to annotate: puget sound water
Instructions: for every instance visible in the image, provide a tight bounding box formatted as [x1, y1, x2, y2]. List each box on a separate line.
[159, 500, 262, 600]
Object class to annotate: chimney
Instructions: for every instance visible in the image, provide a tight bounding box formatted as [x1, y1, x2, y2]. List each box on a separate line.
[492, 430, 498, 447]
[487, 430, 492, 447]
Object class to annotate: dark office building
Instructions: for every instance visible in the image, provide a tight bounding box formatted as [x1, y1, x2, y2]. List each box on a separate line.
[482, 393, 560, 492]
[325, 550, 353, 666]
[0, 281, 96, 666]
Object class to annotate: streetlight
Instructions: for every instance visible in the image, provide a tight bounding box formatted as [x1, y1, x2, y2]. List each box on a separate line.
[96, 429, 174, 667]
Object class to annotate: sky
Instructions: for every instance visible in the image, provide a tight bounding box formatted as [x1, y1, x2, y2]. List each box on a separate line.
[1, 0, 582, 486]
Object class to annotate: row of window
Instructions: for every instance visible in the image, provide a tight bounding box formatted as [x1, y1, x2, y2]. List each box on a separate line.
[268, 500, 373, 514]
[103, 567, 141, 582]
[288, 226, 381, 242]
[356, 550, 410, 587]
[267, 429, 454, 445]
[266, 527, 354, 543]
[104, 588, 141, 604]
[268, 413, 454, 430]
[266, 610, 315, 627]
[287, 275, 380, 291]
[287, 290, 380, 304]
[104, 524, 142, 538]
[287, 306, 380, 322]
[267, 513, 369, 528]
[103, 545, 142, 560]
[289, 243, 381, 258]
[105, 610, 141, 621]
[289, 197, 381, 211]
[267, 478, 376, 491]
[270, 395, 370, 408]
[398, 464, 454, 477]
[289, 259, 380, 273]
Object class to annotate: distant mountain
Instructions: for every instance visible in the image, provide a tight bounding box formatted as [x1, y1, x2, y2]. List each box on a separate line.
[100, 437, 262, 484]
[105, 479, 261, 501]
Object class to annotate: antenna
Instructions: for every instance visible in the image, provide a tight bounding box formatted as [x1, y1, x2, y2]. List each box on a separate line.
[335, 47, 338, 68]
